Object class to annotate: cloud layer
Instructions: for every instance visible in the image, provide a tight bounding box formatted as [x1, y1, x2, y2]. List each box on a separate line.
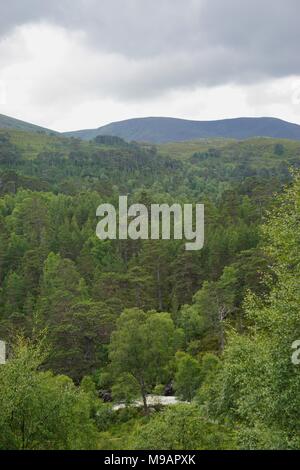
[0, 0, 299, 130]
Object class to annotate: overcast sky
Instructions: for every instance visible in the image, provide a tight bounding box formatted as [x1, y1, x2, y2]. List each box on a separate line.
[0, 0, 300, 131]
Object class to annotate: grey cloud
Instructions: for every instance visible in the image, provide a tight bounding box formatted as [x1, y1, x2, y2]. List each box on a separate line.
[0, 0, 300, 101]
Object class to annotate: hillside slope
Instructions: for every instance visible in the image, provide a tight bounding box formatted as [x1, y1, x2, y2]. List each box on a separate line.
[0, 113, 56, 134]
[64, 116, 300, 143]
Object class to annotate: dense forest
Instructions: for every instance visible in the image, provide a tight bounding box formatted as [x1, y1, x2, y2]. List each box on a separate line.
[0, 128, 299, 449]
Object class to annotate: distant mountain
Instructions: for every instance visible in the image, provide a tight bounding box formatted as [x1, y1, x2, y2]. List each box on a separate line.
[64, 116, 300, 143]
[0, 113, 55, 134]
[3, 113, 300, 144]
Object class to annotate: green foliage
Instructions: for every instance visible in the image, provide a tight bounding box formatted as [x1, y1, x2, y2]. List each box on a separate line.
[177, 265, 239, 352]
[0, 338, 99, 450]
[203, 174, 300, 449]
[153, 384, 165, 395]
[1, 128, 300, 449]
[132, 404, 236, 450]
[109, 308, 176, 410]
[111, 373, 140, 404]
[174, 352, 202, 401]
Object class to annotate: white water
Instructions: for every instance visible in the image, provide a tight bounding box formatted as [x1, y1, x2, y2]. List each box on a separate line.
[112, 395, 185, 411]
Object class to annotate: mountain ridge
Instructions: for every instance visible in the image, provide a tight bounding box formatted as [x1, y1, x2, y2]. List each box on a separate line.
[2, 113, 300, 143]
[0, 113, 56, 134]
[63, 116, 300, 143]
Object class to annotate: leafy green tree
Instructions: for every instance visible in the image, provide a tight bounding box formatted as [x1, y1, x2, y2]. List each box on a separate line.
[111, 373, 140, 405]
[178, 266, 238, 352]
[109, 308, 176, 411]
[174, 352, 202, 401]
[132, 404, 236, 450]
[37, 252, 86, 323]
[47, 300, 116, 381]
[3, 271, 26, 315]
[0, 338, 99, 450]
[204, 174, 300, 449]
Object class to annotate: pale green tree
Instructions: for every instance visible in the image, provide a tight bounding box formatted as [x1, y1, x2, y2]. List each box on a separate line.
[109, 308, 176, 411]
